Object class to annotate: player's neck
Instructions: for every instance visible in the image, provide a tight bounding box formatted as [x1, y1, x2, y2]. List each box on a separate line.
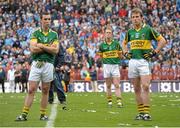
[41, 27, 49, 33]
[134, 23, 142, 31]
[105, 38, 112, 44]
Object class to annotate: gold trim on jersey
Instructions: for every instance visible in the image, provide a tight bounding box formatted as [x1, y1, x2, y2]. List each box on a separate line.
[102, 50, 119, 58]
[53, 40, 59, 45]
[39, 28, 51, 36]
[130, 40, 151, 49]
[30, 39, 37, 43]
[156, 35, 163, 41]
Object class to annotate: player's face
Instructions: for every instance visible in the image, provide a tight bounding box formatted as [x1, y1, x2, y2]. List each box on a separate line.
[41, 15, 51, 29]
[131, 13, 143, 27]
[105, 29, 112, 40]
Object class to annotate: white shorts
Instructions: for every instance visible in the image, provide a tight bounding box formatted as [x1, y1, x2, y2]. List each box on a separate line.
[103, 64, 120, 78]
[28, 61, 54, 82]
[128, 59, 151, 78]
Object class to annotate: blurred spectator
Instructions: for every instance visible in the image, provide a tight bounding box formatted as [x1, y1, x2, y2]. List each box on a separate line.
[61, 64, 71, 92]
[14, 63, 22, 92]
[20, 64, 29, 93]
[7, 65, 15, 93]
[0, 63, 6, 93]
[152, 64, 161, 80]
[89, 65, 98, 92]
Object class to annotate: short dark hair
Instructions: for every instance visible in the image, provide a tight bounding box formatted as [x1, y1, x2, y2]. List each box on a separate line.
[40, 11, 51, 19]
[131, 8, 143, 17]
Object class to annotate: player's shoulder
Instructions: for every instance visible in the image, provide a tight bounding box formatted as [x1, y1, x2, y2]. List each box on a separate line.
[33, 27, 41, 33]
[50, 29, 58, 35]
[113, 39, 120, 44]
[126, 27, 134, 34]
[143, 24, 152, 30]
[99, 41, 105, 48]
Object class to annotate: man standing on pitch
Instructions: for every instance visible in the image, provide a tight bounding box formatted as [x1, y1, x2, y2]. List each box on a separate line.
[122, 8, 167, 120]
[16, 12, 59, 121]
[98, 26, 123, 108]
[48, 43, 67, 110]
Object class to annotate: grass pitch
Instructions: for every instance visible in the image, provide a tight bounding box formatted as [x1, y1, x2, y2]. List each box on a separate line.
[0, 92, 180, 127]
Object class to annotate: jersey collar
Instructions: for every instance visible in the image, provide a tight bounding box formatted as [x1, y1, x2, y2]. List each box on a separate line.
[40, 28, 51, 36]
[134, 23, 146, 32]
[105, 39, 114, 45]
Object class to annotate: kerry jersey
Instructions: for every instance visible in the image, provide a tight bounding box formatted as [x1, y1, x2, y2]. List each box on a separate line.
[98, 39, 122, 64]
[125, 24, 163, 59]
[30, 28, 59, 64]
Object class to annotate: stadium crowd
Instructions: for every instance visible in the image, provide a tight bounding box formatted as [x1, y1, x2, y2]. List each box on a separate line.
[0, 0, 180, 92]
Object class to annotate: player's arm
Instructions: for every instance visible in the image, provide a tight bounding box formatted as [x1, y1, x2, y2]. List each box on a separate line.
[40, 40, 59, 55]
[117, 43, 123, 59]
[143, 28, 167, 60]
[122, 36, 132, 59]
[30, 39, 44, 53]
[122, 39, 130, 57]
[96, 45, 103, 58]
[155, 35, 167, 53]
[97, 52, 103, 58]
[122, 38, 128, 54]
[149, 27, 167, 54]
[118, 50, 123, 59]
[122, 30, 129, 54]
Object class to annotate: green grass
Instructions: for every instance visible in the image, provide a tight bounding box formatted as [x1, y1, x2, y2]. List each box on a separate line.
[0, 92, 180, 127]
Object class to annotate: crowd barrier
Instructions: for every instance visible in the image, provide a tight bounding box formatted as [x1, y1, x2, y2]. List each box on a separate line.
[0, 80, 179, 93]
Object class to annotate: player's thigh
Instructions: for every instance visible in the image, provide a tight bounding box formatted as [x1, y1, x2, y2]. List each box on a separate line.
[28, 61, 41, 81]
[130, 77, 141, 92]
[42, 62, 54, 82]
[112, 77, 120, 88]
[28, 81, 39, 92]
[138, 59, 151, 76]
[103, 64, 111, 78]
[140, 75, 151, 87]
[41, 82, 51, 94]
[128, 59, 139, 78]
[111, 65, 120, 78]
[105, 77, 112, 88]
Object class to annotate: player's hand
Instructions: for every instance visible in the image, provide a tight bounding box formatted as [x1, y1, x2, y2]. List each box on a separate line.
[37, 43, 44, 49]
[124, 52, 132, 60]
[143, 49, 157, 60]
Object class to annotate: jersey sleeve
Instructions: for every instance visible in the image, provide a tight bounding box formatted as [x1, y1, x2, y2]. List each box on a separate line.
[52, 32, 59, 45]
[115, 40, 122, 51]
[150, 27, 163, 41]
[30, 31, 38, 43]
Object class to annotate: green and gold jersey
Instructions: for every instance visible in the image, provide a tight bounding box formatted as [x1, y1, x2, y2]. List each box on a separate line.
[98, 39, 122, 64]
[125, 24, 163, 59]
[30, 28, 59, 64]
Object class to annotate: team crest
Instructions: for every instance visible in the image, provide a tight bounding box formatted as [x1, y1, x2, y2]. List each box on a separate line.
[141, 33, 145, 39]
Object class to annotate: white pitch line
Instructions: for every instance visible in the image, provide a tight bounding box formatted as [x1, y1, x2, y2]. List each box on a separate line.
[45, 97, 58, 128]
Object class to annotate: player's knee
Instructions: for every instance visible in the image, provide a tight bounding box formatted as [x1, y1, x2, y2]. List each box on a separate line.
[114, 84, 120, 89]
[142, 85, 149, 92]
[42, 87, 49, 95]
[28, 87, 36, 95]
[134, 87, 141, 93]
[106, 85, 111, 89]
